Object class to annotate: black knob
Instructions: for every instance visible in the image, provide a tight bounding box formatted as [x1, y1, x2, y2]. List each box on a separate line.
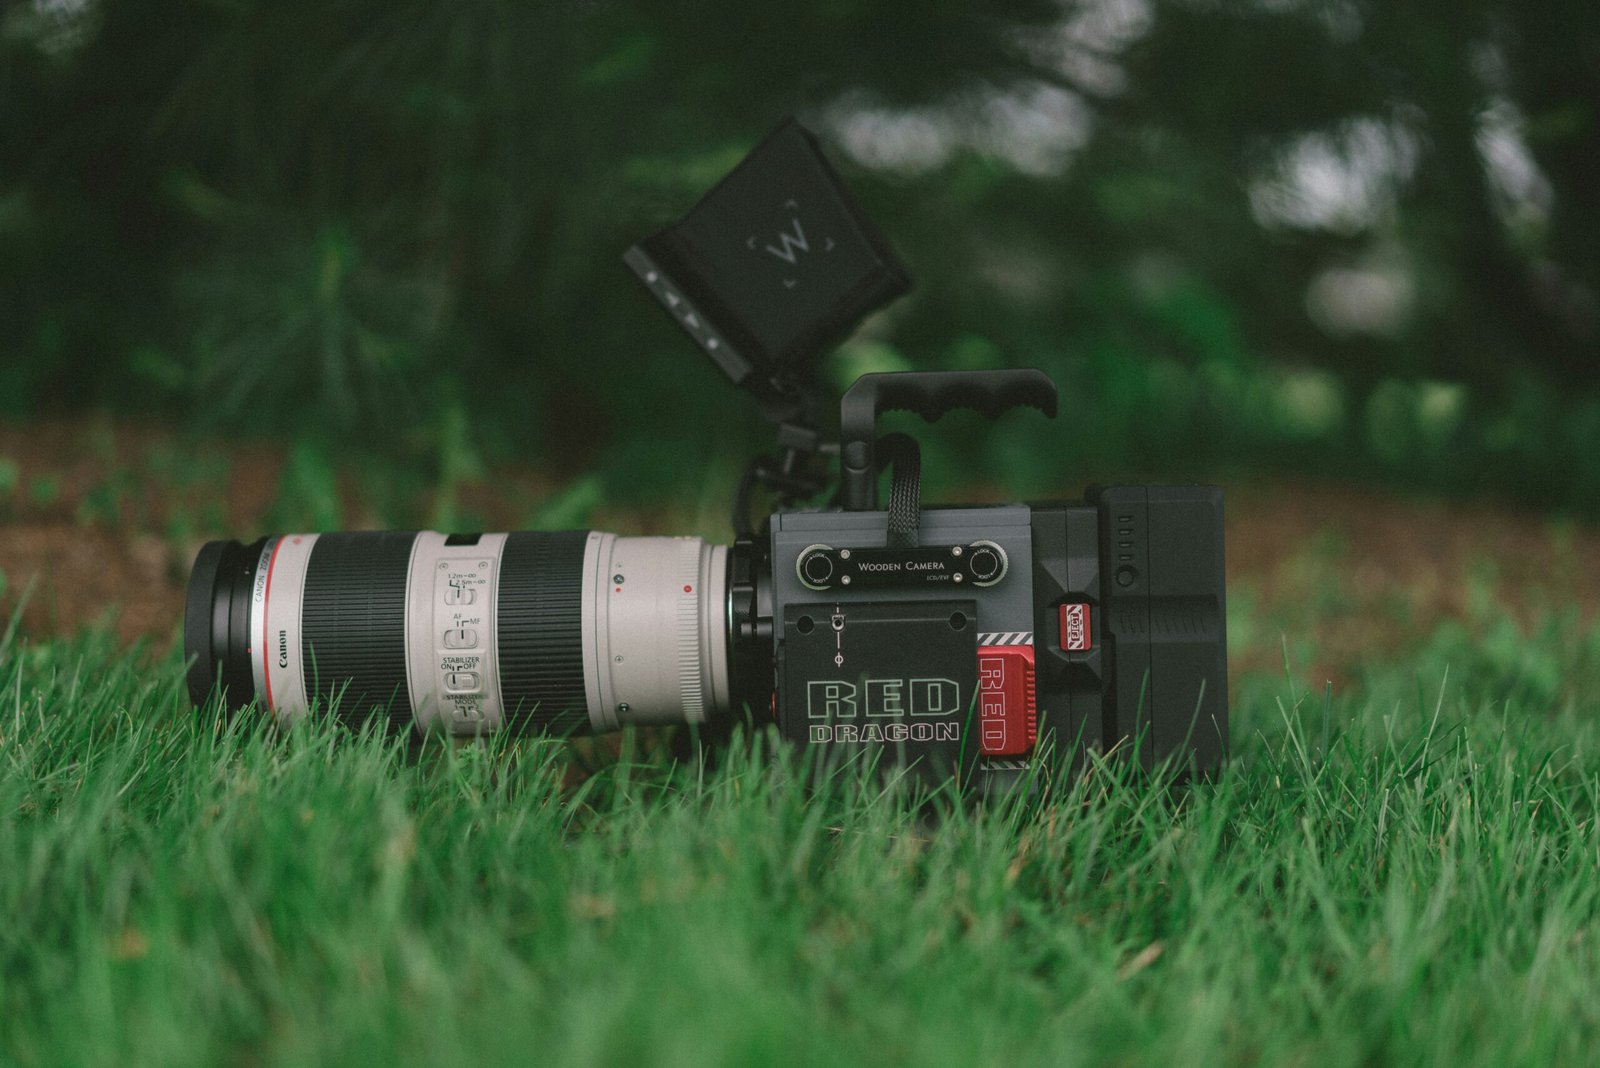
[970, 548, 1001, 581]
[801, 551, 834, 586]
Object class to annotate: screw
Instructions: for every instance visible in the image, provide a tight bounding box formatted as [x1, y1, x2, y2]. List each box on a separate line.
[614, 655, 623, 663]
[953, 573, 964, 583]
[841, 575, 852, 585]
[951, 545, 963, 557]
[840, 549, 851, 560]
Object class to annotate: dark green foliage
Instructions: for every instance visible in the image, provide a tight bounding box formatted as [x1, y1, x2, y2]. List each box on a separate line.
[2, 0, 1597, 508]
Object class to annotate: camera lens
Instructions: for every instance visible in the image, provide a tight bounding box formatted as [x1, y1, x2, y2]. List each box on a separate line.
[184, 531, 734, 736]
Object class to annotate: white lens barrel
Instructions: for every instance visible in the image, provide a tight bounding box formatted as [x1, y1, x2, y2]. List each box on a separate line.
[249, 533, 319, 729]
[582, 534, 730, 731]
[242, 531, 729, 735]
[404, 532, 512, 734]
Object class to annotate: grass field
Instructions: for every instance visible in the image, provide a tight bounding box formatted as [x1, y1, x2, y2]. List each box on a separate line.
[3, 604, 1599, 1067]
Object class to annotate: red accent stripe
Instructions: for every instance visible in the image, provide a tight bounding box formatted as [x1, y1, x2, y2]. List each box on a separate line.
[261, 537, 285, 712]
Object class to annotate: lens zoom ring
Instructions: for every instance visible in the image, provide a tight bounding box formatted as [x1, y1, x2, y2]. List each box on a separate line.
[498, 531, 589, 734]
[301, 531, 416, 731]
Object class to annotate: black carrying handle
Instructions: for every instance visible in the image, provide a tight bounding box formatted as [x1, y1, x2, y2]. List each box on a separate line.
[838, 369, 1059, 511]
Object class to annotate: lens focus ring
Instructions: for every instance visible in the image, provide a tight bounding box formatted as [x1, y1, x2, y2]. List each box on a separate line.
[497, 531, 589, 733]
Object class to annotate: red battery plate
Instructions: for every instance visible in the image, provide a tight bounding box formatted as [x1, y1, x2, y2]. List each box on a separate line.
[975, 645, 1037, 757]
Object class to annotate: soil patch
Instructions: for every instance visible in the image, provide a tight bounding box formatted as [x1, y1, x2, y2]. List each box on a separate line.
[3, 418, 1598, 690]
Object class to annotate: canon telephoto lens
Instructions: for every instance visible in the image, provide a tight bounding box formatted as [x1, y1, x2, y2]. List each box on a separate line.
[185, 531, 731, 736]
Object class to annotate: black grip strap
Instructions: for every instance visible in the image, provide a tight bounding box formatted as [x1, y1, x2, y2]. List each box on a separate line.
[879, 432, 922, 549]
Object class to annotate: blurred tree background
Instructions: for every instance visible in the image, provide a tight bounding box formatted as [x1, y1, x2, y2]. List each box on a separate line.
[1, 0, 1596, 514]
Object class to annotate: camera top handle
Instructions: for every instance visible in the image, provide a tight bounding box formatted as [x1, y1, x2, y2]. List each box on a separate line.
[838, 369, 1059, 512]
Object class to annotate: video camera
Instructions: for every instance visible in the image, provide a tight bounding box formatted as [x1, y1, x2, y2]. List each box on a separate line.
[185, 119, 1228, 791]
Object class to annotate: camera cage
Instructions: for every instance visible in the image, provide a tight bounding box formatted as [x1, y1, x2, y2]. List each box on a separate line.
[181, 118, 1227, 790]
[624, 118, 1055, 534]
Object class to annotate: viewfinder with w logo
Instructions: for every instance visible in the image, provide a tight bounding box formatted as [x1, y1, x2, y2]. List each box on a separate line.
[623, 117, 911, 407]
